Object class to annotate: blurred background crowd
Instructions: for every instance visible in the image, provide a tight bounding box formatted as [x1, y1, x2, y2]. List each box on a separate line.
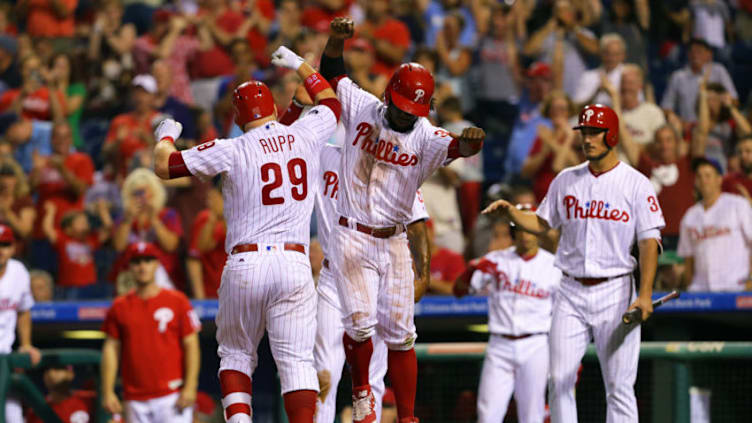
[1, 0, 751, 304]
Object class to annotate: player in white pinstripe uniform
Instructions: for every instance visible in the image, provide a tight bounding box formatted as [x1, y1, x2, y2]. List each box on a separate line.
[312, 144, 430, 423]
[319, 18, 485, 423]
[152, 46, 340, 423]
[485, 104, 665, 423]
[454, 205, 561, 423]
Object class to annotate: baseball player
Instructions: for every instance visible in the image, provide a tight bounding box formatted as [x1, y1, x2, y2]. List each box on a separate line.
[454, 204, 561, 423]
[152, 46, 341, 423]
[318, 17, 485, 423]
[101, 241, 202, 423]
[485, 104, 665, 422]
[0, 224, 40, 423]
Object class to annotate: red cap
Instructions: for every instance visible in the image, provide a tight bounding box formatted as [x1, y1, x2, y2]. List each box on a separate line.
[0, 224, 15, 243]
[195, 391, 216, 416]
[382, 388, 396, 407]
[385, 63, 434, 117]
[233, 80, 276, 128]
[526, 62, 552, 79]
[125, 242, 160, 262]
[346, 38, 374, 53]
[153, 9, 173, 24]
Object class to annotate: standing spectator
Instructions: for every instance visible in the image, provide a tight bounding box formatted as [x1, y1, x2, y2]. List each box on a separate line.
[301, 0, 351, 33]
[690, 0, 730, 52]
[692, 82, 752, 174]
[343, 38, 387, 96]
[426, 220, 466, 295]
[421, 0, 477, 49]
[3, 116, 52, 173]
[636, 125, 696, 249]
[722, 136, 752, 203]
[523, 0, 599, 98]
[191, 0, 248, 81]
[26, 365, 96, 423]
[48, 53, 86, 149]
[113, 168, 184, 289]
[42, 200, 112, 300]
[618, 64, 666, 160]
[187, 184, 226, 299]
[0, 222, 40, 422]
[102, 75, 161, 179]
[601, 0, 649, 70]
[422, 152, 465, 254]
[678, 158, 752, 291]
[435, 11, 473, 112]
[30, 269, 53, 302]
[0, 159, 35, 241]
[101, 241, 201, 422]
[0, 54, 66, 121]
[572, 33, 628, 107]
[438, 96, 483, 235]
[16, 0, 77, 39]
[356, 0, 410, 78]
[503, 62, 554, 182]
[521, 90, 580, 203]
[267, 0, 305, 59]
[661, 37, 736, 123]
[133, 10, 202, 105]
[152, 60, 197, 143]
[0, 35, 21, 91]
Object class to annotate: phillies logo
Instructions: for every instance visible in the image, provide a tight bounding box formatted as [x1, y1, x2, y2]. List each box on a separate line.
[352, 122, 418, 167]
[583, 108, 595, 123]
[564, 195, 630, 222]
[323, 171, 339, 199]
[473, 259, 550, 299]
[413, 89, 425, 102]
[688, 226, 731, 242]
[153, 307, 174, 333]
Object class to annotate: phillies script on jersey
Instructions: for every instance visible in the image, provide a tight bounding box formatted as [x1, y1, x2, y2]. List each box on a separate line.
[563, 196, 631, 222]
[352, 122, 418, 167]
[473, 257, 553, 299]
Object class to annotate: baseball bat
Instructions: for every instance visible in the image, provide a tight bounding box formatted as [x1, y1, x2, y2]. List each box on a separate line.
[622, 290, 680, 325]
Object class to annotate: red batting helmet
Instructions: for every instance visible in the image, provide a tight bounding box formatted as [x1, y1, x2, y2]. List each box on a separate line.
[573, 104, 619, 147]
[233, 81, 275, 128]
[384, 63, 434, 117]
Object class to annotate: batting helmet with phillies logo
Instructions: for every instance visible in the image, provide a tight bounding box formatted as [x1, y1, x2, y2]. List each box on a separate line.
[233, 80, 276, 128]
[384, 63, 434, 117]
[573, 104, 619, 147]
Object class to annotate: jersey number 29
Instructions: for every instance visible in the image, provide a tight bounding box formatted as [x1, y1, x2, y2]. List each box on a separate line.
[261, 158, 308, 205]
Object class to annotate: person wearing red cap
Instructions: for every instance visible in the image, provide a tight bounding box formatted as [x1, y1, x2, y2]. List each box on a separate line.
[344, 38, 388, 96]
[0, 222, 40, 422]
[311, 17, 484, 423]
[355, 0, 410, 78]
[26, 365, 96, 423]
[101, 241, 201, 423]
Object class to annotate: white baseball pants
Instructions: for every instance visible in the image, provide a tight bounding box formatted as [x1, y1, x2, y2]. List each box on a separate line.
[5, 397, 21, 423]
[477, 333, 549, 423]
[124, 391, 193, 423]
[216, 246, 319, 395]
[548, 275, 640, 423]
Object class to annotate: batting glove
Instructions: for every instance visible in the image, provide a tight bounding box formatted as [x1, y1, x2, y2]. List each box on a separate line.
[271, 46, 305, 71]
[154, 118, 183, 143]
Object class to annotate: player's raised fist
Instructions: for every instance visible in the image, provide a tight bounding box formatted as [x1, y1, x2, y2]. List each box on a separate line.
[330, 17, 354, 39]
[271, 46, 305, 70]
[455, 126, 485, 157]
[154, 118, 182, 143]
[482, 199, 513, 215]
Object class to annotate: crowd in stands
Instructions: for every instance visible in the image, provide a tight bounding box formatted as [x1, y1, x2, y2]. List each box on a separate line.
[1, 0, 751, 303]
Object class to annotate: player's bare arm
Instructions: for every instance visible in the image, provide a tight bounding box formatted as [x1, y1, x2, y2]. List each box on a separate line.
[323, 17, 354, 59]
[628, 238, 660, 321]
[101, 337, 122, 415]
[483, 199, 551, 235]
[407, 219, 430, 303]
[177, 332, 201, 410]
[16, 310, 41, 365]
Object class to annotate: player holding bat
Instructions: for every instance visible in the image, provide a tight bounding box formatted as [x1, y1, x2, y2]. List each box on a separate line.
[484, 104, 665, 422]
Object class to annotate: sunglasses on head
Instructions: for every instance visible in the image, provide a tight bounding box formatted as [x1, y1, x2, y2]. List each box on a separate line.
[130, 256, 157, 264]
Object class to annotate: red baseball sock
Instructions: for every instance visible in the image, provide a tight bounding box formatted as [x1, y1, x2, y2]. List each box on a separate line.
[283, 389, 317, 423]
[219, 370, 252, 422]
[388, 348, 417, 419]
[343, 333, 373, 387]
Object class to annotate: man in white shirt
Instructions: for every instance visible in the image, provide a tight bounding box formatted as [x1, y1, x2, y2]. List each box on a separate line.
[573, 33, 627, 107]
[678, 158, 752, 292]
[620, 64, 666, 149]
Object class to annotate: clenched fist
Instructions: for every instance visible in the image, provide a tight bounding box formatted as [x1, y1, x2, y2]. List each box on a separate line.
[154, 119, 183, 143]
[271, 46, 305, 70]
[330, 17, 354, 40]
[456, 127, 485, 157]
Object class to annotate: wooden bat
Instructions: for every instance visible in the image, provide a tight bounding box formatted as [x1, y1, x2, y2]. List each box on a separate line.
[622, 290, 680, 325]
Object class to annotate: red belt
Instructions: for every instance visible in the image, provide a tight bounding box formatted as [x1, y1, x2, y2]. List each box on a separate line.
[323, 258, 330, 269]
[563, 272, 627, 286]
[338, 216, 401, 239]
[497, 333, 545, 340]
[231, 243, 306, 255]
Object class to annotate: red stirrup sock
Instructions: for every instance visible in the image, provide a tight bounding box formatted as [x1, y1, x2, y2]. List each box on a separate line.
[283, 389, 317, 423]
[343, 333, 374, 387]
[388, 348, 418, 419]
[219, 370, 253, 422]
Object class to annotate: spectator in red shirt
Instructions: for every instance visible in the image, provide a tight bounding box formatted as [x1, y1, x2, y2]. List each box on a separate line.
[102, 75, 160, 180]
[27, 365, 96, 423]
[42, 200, 112, 299]
[521, 90, 581, 203]
[113, 168, 184, 289]
[0, 159, 35, 243]
[357, 0, 411, 77]
[344, 38, 387, 96]
[636, 125, 696, 249]
[426, 219, 466, 295]
[723, 136, 752, 205]
[0, 54, 66, 121]
[17, 0, 77, 38]
[302, 0, 351, 32]
[187, 185, 227, 299]
[101, 242, 201, 422]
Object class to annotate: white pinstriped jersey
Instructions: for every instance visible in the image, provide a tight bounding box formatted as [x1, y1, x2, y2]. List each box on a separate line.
[182, 105, 338, 253]
[335, 77, 454, 226]
[537, 162, 666, 278]
[470, 248, 561, 336]
[315, 144, 429, 259]
[677, 193, 752, 292]
[0, 259, 33, 353]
